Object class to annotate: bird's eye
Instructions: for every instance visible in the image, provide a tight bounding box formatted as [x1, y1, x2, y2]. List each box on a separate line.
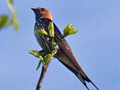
[41, 8, 45, 12]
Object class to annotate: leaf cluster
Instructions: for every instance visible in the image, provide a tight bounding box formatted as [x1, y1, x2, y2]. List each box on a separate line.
[0, 0, 19, 32]
[29, 22, 78, 70]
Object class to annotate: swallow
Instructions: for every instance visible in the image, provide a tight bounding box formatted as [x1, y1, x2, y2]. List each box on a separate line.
[32, 7, 99, 90]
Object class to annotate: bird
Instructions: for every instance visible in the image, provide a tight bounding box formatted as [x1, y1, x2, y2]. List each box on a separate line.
[31, 7, 99, 90]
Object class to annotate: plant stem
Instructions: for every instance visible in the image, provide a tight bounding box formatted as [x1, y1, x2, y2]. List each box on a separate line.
[36, 59, 52, 90]
[53, 35, 65, 48]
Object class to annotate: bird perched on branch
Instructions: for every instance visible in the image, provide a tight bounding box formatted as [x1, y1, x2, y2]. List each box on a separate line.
[32, 7, 99, 90]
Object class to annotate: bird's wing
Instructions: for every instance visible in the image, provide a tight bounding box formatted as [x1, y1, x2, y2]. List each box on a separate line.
[42, 18, 99, 90]
[42, 18, 90, 81]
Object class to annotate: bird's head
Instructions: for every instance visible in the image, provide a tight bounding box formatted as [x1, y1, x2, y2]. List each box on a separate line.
[31, 7, 52, 21]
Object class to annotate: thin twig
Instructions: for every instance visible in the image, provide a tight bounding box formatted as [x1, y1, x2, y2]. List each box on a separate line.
[36, 59, 52, 90]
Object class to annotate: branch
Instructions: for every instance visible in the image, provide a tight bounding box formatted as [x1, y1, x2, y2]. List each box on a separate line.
[36, 59, 51, 90]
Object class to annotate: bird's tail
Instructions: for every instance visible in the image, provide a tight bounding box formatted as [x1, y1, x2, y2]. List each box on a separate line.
[77, 72, 99, 90]
[55, 49, 99, 90]
[90, 80, 99, 90]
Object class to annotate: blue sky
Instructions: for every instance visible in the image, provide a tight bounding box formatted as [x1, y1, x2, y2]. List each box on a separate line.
[0, 0, 120, 90]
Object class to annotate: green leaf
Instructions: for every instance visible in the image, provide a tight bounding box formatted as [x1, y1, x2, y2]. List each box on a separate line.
[6, 0, 19, 32]
[63, 24, 73, 35]
[44, 54, 52, 64]
[14, 19, 19, 32]
[34, 29, 48, 36]
[0, 15, 8, 29]
[13, 12, 17, 20]
[48, 22, 54, 37]
[6, 0, 15, 13]
[12, 13, 19, 32]
[68, 29, 78, 35]
[29, 50, 45, 70]
[36, 60, 42, 70]
[7, 0, 13, 4]
[63, 24, 78, 36]
[29, 50, 41, 58]
[4, 20, 13, 27]
[29, 50, 43, 61]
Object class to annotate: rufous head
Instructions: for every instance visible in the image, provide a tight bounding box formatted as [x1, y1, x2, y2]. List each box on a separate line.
[31, 7, 52, 21]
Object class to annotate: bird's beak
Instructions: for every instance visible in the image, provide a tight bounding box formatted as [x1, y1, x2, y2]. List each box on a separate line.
[31, 8, 36, 12]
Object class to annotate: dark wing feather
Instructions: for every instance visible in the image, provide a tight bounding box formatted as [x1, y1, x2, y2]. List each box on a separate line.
[42, 18, 90, 81]
[41, 18, 99, 90]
